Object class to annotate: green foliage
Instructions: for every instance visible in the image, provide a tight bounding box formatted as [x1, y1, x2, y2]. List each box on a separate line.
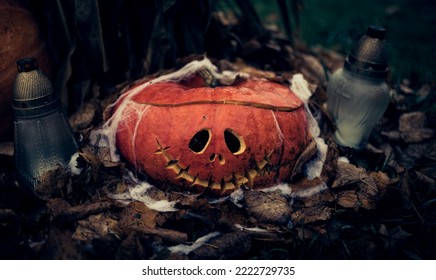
[254, 0, 436, 84]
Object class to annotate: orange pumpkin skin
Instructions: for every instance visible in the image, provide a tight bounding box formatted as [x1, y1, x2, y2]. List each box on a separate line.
[0, 0, 52, 139]
[114, 77, 311, 195]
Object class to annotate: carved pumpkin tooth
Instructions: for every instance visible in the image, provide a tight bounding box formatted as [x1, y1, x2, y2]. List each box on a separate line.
[237, 176, 249, 186]
[175, 169, 185, 179]
[154, 146, 170, 154]
[233, 172, 249, 186]
[220, 180, 236, 195]
[155, 139, 163, 149]
[209, 182, 221, 191]
[207, 176, 220, 190]
[244, 168, 255, 188]
[191, 175, 208, 188]
[175, 170, 194, 182]
[198, 178, 209, 187]
[253, 160, 262, 173]
[231, 172, 238, 186]
[165, 159, 179, 169]
[207, 176, 214, 188]
[263, 150, 273, 163]
[249, 169, 258, 179]
[258, 159, 269, 171]
[220, 178, 226, 189]
[190, 175, 199, 187]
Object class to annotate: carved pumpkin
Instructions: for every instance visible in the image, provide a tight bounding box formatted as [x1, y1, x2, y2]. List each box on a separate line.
[109, 60, 311, 195]
[0, 0, 52, 139]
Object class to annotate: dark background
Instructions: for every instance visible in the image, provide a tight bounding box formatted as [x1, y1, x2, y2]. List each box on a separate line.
[255, 0, 436, 84]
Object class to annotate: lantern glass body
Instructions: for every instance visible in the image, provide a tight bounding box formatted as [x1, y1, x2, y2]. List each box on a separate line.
[14, 110, 78, 191]
[327, 68, 390, 149]
[13, 57, 77, 192]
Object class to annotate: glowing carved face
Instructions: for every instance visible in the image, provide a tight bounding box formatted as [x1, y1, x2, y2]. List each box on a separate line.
[113, 74, 311, 196]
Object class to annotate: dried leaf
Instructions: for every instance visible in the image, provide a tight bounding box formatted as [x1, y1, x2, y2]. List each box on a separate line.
[369, 171, 397, 192]
[399, 112, 435, 143]
[245, 190, 291, 224]
[320, 141, 339, 181]
[118, 201, 157, 229]
[397, 141, 436, 169]
[115, 232, 148, 260]
[35, 166, 72, 200]
[331, 161, 366, 189]
[356, 188, 377, 209]
[72, 213, 118, 241]
[46, 198, 72, 218]
[311, 46, 345, 72]
[234, 58, 277, 79]
[130, 227, 187, 244]
[419, 166, 436, 181]
[299, 188, 335, 208]
[52, 199, 120, 223]
[291, 205, 331, 224]
[168, 192, 201, 207]
[296, 226, 321, 240]
[414, 170, 436, 185]
[399, 84, 415, 95]
[298, 53, 326, 84]
[190, 232, 251, 259]
[416, 84, 431, 102]
[41, 227, 84, 259]
[358, 176, 378, 197]
[381, 130, 402, 141]
[69, 101, 97, 131]
[0, 142, 13, 157]
[334, 169, 382, 210]
[216, 201, 250, 231]
[390, 225, 412, 241]
[291, 137, 318, 178]
[336, 190, 359, 208]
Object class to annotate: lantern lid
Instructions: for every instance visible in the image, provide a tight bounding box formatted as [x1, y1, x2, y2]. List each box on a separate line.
[344, 25, 389, 79]
[13, 57, 58, 118]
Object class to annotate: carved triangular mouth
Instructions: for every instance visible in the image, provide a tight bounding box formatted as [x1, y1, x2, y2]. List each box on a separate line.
[154, 139, 272, 195]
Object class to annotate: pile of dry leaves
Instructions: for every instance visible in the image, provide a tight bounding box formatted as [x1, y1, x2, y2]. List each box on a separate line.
[1, 51, 435, 260]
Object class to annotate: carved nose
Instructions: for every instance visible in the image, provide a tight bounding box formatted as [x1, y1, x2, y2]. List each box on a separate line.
[209, 153, 225, 165]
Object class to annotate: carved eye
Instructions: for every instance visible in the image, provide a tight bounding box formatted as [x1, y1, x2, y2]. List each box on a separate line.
[224, 129, 246, 155]
[189, 129, 211, 154]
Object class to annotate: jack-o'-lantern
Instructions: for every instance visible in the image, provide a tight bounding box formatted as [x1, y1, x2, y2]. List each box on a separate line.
[0, 0, 52, 139]
[106, 58, 312, 195]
